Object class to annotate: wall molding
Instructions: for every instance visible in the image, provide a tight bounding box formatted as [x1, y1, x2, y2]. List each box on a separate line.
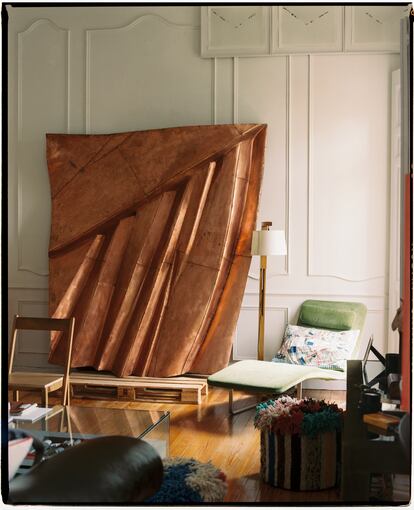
[274, 6, 343, 53]
[307, 54, 384, 282]
[284, 54, 291, 276]
[202, 6, 401, 57]
[232, 57, 239, 123]
[202, 6, 270, 58]
[17, 18, 69, 276]
[233, 305, 289, 360]
[345, 6, 408, 53]
[243, 291, 388, 299]
[17, 18, 70, 141]
[246, 55, 290, 281]
[8, 286, 49, 291]
[85, 14, 199, 133]
[212, 58, 217, 124]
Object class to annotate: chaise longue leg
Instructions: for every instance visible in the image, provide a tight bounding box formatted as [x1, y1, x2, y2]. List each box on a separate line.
[228, 389, 258, 415]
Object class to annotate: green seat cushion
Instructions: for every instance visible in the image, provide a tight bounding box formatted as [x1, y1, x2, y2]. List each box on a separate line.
[298, 300, 366, 332]
[208, 360, 345, 394]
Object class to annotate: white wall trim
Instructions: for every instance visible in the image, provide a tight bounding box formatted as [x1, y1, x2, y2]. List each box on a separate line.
[212, 57, 217, 124]
[243, 291, 388, 299]
[247, 55, 290, 281]
[17, 18, 69, 276]
[233, 305, 289, 360]
[66, 29, 71, 132]
[17, 18, 70, 141]
[306, 54, 312, 278]
[307, 53, 386, 282]
[232, 57, 239, 123]
[85, 14, 199, 133]
[85, 29, 91, 134]
[284, 54, 291, 276]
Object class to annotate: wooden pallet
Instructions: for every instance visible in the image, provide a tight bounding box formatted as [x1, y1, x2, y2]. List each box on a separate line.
[69, 372, 208, 404]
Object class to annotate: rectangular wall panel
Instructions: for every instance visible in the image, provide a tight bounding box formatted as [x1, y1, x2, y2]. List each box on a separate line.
[309, 54, 399, 283]
[215, 58, 234, 124]
[233, 307, 288, 361]
[87, 15, 213, 133]
[237, 56, 289, 277]
[9, 19, 69, 289]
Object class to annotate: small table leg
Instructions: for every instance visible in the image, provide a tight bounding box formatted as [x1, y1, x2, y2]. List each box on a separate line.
[42, 389, 49, 408]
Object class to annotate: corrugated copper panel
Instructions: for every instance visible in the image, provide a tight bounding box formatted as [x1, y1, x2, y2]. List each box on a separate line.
[47, 124, 266, 377]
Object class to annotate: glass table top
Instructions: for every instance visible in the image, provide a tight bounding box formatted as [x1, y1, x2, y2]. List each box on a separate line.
[11, 405, 170, 460]
[12, 405, 169, 438]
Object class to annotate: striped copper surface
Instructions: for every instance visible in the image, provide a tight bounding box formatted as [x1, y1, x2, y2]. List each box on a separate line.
[47, 124, 267, 377]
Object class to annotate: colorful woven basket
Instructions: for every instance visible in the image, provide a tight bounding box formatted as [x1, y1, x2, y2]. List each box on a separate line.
[260, 430, 340, 490]
[255, 396, 343, 491]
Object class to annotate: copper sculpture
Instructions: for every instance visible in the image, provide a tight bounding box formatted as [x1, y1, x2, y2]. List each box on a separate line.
[47, 124, 267, 377]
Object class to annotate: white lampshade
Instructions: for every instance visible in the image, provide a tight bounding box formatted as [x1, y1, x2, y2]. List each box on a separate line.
[251, 229, 287, 256]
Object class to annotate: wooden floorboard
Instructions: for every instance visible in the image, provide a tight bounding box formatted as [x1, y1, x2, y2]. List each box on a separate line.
[11, 386, 346, 503]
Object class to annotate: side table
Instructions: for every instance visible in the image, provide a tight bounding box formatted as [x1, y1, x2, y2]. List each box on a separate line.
[341, 360, 410, 502]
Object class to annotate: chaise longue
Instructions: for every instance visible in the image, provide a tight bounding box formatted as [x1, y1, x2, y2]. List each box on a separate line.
[208, 300, 367, 414]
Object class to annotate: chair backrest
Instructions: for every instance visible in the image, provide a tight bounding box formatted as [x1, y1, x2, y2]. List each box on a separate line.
[297, 300, 367, 358]
[8, 315, 76, 404]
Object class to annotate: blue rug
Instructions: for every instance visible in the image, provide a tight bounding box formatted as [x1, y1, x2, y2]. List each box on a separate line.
[146, 457, 227, 503]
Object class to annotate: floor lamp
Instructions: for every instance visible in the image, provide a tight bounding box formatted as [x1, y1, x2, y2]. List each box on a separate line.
[251, 222, 287, 361]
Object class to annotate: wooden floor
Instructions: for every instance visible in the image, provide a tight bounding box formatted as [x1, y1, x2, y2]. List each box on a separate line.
[13, 386, 346, 503]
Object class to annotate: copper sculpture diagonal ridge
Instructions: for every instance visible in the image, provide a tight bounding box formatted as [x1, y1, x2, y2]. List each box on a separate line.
[47, 124, 267, 377]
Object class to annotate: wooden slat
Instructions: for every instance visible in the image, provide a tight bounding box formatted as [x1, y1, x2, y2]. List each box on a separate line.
[15, 317, 72, 332]
[9, 373, 63, 388]
[70, 372, 206, 384]
[70, 377, 204, 390]
[181, 388, 201, 404]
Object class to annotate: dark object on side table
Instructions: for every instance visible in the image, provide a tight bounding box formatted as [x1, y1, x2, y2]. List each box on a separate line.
[7, 435, 163, 504]
[358, 389, 382, 415]
[387, 373, 401, 400]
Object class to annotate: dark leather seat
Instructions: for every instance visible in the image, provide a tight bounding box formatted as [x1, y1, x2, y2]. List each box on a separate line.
[7, 434, 163, 504]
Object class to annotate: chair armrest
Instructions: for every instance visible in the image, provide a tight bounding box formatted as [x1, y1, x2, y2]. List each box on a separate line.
[8, 435, 163, 504]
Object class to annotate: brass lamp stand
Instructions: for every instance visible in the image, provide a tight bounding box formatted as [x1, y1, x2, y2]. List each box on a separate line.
[251, 222, 287, 361]
[257, 222, 272, 361]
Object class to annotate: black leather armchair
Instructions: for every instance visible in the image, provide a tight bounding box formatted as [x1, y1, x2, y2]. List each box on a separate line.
[7, 433, 163, 504]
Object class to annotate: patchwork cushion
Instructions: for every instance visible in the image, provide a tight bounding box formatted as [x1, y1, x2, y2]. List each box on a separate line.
[274, 324, 359, 372]
[208, 360, 345, 394]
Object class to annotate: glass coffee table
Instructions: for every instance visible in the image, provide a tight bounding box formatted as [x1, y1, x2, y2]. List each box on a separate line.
[12, 405, 170, 473]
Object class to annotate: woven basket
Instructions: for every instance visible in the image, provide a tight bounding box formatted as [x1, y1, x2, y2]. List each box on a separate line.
[260, 430, 340, 490]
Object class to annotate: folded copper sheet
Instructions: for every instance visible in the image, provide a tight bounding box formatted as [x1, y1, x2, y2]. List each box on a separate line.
[47, 124, 266, 377]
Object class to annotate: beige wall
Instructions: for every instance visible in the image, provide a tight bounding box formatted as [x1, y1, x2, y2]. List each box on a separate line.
[7, 6, 400, 374]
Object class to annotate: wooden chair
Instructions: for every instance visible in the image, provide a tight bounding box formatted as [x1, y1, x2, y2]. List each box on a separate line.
[8, 316, 75, 407]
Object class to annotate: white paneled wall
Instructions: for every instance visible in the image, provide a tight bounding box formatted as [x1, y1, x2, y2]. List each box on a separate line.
[7, 6, 400, 374]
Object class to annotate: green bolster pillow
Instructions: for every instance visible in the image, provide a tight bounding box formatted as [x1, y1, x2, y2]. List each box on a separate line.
[298, 302, 356, 331]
